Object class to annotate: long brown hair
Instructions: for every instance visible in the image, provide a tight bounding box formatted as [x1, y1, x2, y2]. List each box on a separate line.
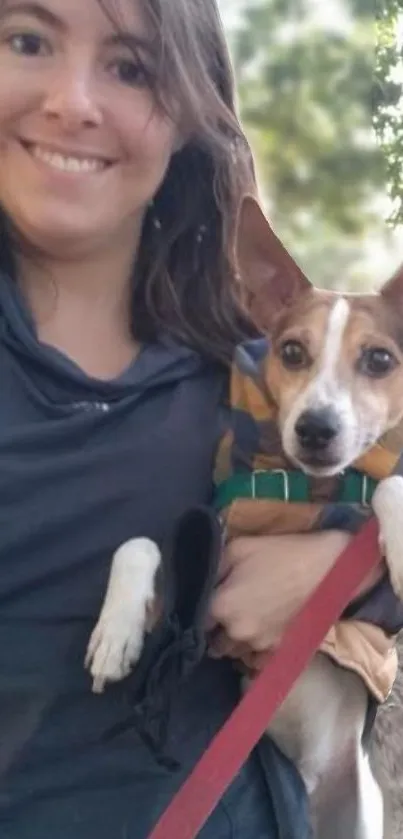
[0, 0, 257, 363]
[130, 0, 258, 362]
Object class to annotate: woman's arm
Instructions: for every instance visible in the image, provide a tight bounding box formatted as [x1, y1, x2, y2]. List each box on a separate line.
[311, 502, 403, 634]
[207, 530, 392, 662]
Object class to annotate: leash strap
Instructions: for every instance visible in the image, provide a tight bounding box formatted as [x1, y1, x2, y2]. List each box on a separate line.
[147, 517, 380, 839]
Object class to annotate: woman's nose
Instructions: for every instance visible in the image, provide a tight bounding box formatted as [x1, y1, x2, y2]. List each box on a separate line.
[42, 66, 103, 131]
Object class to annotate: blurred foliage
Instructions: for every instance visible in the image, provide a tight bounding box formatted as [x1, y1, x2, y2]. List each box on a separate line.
[374, 0, 403, 225]
[220, 0, 403, 288]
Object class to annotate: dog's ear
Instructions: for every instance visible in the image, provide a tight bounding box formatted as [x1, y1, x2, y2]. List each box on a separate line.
[381, 264, 403, 309]
[235, 194, 311, 329]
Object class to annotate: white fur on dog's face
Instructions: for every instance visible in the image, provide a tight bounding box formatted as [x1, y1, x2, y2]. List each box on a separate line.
[266, 292, 403, 476]
[282, 298, 361, 474]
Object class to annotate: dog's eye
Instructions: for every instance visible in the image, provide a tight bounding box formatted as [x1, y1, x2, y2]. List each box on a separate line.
[280, 340, 309, 370]
[359, 347, 397, 377]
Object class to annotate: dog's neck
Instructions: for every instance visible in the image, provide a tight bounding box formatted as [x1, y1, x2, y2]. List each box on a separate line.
[260, 400, 401, 501]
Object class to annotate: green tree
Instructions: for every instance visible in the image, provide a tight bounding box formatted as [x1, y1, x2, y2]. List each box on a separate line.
[230, 0, 384, 231]
[222, 0, 401, 287]
[373, 0, 403, 224]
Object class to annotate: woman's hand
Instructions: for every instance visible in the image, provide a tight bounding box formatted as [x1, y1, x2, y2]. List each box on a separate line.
[207, 531, 384, 666]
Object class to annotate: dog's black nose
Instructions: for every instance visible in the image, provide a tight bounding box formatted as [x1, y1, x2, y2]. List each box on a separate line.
[295, 408, 340, 451]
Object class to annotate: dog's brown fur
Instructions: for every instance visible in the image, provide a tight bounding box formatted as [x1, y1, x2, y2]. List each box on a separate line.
[235, 195, 403, 836]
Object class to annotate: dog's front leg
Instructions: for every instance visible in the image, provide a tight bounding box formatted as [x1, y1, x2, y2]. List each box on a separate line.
[372, 475, 403, 599]
[85, 538, 161, 693]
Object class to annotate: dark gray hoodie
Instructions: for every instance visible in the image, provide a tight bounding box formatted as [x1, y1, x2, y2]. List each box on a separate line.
[0, 272, 310, 839]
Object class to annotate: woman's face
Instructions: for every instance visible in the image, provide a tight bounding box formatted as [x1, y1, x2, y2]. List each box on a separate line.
[0, 0, 180, 257]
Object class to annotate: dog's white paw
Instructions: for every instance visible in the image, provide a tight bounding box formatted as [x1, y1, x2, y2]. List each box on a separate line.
[85, 603, 149, 693]
[85, 538, 161, 693]
[373, 476, 403, 600]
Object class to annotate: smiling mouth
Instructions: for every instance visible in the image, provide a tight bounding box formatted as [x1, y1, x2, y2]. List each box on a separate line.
[20, 141, 114, 175]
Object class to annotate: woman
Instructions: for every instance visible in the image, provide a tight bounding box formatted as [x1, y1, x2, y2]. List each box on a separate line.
[0, 1, 398, 837]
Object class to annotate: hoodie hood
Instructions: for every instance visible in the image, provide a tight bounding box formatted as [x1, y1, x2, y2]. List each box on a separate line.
[0, 271, 209, 407]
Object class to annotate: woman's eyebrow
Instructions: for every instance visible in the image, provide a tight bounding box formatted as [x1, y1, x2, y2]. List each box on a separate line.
[104, 32, 155, 57]
[0, 2, 65, 29]
[0, 2, 155, 57]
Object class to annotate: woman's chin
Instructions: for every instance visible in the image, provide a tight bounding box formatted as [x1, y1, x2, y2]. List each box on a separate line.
[10, 216, 108, 261]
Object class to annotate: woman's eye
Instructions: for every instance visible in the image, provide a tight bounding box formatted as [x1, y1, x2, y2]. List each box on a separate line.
[110, 58, 149, 87]
[6, 32, 49, 57]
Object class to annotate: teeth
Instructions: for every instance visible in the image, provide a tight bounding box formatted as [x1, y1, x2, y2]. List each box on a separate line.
[31, 145, 106, 173]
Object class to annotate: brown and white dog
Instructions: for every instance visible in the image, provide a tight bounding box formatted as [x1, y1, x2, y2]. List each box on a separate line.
[85, 196, 403, 839]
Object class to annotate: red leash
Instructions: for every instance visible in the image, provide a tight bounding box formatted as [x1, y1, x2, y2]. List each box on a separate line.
[148, 517, 380, 839]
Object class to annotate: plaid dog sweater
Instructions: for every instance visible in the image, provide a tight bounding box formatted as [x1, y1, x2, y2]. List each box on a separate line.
[214, 339, 402, 702]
